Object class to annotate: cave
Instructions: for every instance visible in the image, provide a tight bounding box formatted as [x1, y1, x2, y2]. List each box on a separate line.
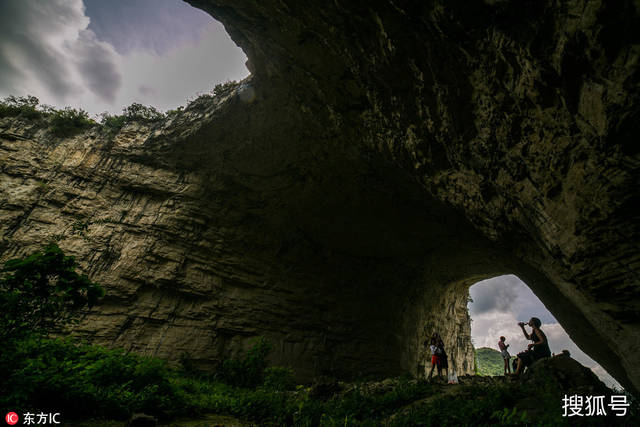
[0, 0, 638, 397]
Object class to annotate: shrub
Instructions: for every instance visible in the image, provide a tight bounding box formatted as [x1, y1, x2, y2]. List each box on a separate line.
[99, 102, 164, 136]
[390, 384, 519, 426]
[49, 107, 95, 137]
[0, 336, 184, 420]
[122, 103, 164, 122]
[99, 112, 127, 135]
[0, 95, 41, 119]
[165, 106, 184, 117]
[215, 337, 272, 388]
[212, 81, 239, 98]
[0, 244, 104, 341]
[263, 366, 296, 391]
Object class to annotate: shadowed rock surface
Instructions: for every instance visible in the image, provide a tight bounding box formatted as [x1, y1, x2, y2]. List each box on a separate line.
[521, 355, 610, 395]
[0, 0, 638, 394]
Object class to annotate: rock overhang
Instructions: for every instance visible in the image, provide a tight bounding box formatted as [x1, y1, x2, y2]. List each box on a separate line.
[0, 0, 638, 396]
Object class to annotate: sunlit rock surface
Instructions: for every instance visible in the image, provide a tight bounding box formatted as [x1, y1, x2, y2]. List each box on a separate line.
[1, 0, 638, 394]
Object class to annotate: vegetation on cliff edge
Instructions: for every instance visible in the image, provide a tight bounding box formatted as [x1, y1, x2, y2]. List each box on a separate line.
[0, 81, 240, 138]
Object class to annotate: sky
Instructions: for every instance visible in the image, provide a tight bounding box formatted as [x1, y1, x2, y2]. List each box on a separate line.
[468, 275, 621, 389]
[0, 0, 248, 116]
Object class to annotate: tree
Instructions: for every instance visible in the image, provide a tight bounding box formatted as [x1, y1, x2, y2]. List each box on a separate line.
[0, 244, 104, 341]
[49, 107, 95, 137]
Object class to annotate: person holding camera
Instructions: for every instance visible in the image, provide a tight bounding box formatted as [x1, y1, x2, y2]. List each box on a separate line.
[512, 317, 551, 376]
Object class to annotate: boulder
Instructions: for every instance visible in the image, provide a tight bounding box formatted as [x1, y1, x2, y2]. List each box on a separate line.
[521, 356, 610, 395]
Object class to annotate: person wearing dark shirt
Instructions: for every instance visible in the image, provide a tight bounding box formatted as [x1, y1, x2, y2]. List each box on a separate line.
[512, 317, 551, 376]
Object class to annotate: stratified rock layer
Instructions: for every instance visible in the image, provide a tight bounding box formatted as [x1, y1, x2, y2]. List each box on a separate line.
[1, 0, 638, 393]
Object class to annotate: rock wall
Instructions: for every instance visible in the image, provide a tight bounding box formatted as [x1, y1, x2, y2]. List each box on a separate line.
[1, 0, 638, 393]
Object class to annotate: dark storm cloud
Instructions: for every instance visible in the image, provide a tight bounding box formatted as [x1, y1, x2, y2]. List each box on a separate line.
[468, 275, 520, 315]
[0, 50, 22, 94]
[15, 33, 77, 98]
[83, 0, 212, 55]
[0, 0, 78, 98]
[72, 30, 121, 103]
[0, 0, 121, 104]
[469, 275, 556, 324]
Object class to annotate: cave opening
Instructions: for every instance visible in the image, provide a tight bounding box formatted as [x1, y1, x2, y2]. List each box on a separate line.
[467, 275, 620, 388]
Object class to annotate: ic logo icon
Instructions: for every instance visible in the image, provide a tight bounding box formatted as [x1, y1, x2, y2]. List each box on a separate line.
[5, 412, 19, 425]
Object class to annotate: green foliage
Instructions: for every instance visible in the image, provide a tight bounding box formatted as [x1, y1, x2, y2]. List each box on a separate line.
[490, 407, 528, 425]
[0, 244, 104, 342]
[122, 102, 164, 122]
[0, 244, 104, 341]
[212, 80, 240, 97]
[49, 107, 95, 137]
[0, 95, 42, 119]
[165, 106, 184, 117]
[99, 112, 127, 135]
[390, 384, 519, 426]
[186, 81, 240, 110]
[263, 366, 296, 391]
[5, 336, 637, 426]
[475, 347, 507, 376]
[215, 337, 272, 388]
[0, 336, 183, 420]
[99, 102, 164, 136]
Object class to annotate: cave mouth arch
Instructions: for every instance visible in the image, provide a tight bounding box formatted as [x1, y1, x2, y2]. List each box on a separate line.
[467, 275, 620, 388]
[3, 0, 635, 403]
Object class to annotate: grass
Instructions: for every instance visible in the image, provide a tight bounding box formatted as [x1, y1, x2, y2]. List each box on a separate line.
[2, 335, 639, 425]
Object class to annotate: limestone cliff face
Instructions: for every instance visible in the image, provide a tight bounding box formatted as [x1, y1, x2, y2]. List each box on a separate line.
[1, 0, 638, 393]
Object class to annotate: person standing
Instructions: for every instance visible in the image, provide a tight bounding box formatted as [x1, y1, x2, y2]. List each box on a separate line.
[498, 336, 511, 374]
[426, 333, 441, 380]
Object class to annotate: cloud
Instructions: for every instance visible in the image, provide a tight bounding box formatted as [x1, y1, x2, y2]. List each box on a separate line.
[111, 21, 248, 113]
[469, 275, 557, 324]
[469, 276, 621, 389]
[83, 0, 213, 55]
[0, 0, 248, 115]
[469, 275, 520, 316]
[71, 30, 121, 103]
[0, 0, 121, 105]
[470, 310, 529, 351]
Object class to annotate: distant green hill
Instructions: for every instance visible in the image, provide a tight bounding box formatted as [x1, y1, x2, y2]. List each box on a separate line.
[475, 347, 509, 376]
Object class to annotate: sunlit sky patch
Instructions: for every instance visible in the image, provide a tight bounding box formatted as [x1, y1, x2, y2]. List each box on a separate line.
[0, 0, 248, 116]
[468, 275, 621, 389]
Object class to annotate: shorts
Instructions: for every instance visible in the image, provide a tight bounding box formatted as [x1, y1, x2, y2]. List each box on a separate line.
[501, 350, 510, 360]
[431, 355, 441, 365]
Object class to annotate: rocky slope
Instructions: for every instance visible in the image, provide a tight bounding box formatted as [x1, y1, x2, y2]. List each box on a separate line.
[1, 0, 638, 394]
